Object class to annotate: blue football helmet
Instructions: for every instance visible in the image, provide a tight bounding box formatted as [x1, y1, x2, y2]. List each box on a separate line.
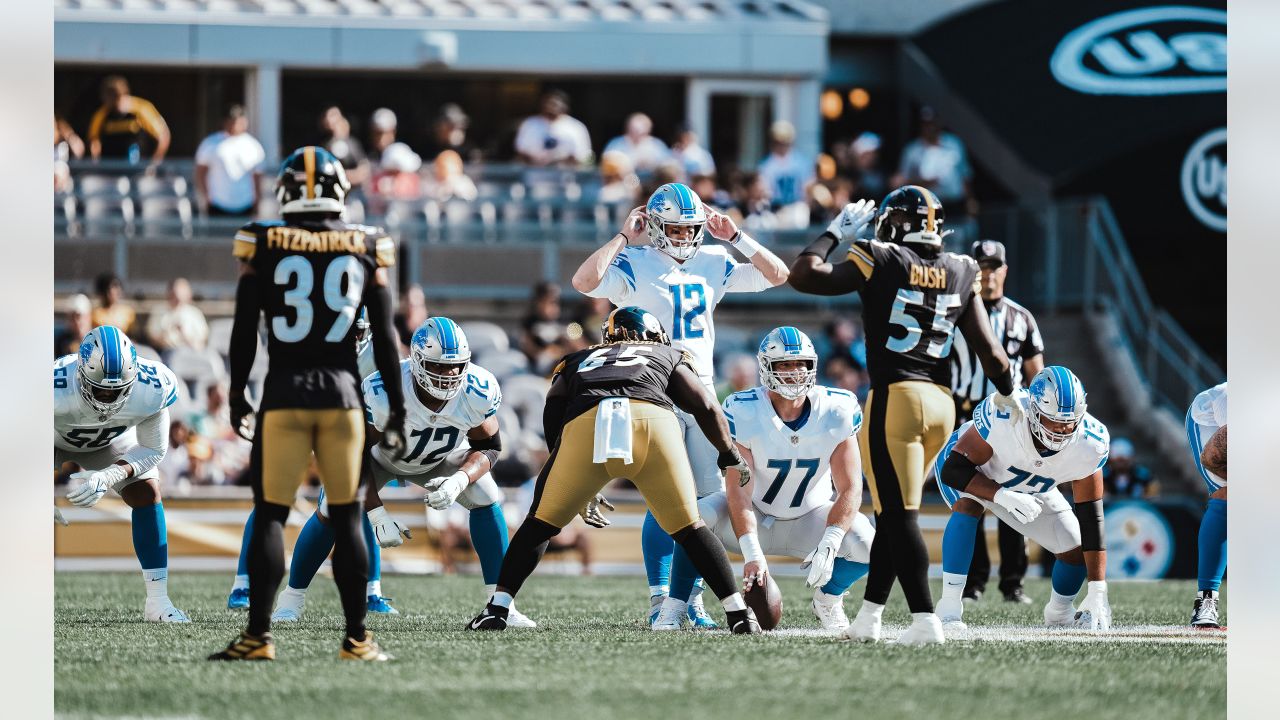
[757, 327, 818, 400]
[77, 326, 139, 420]
[1026, 366, 1088, 451]
[646, 183, 707, 261]
[410, 317, 471, 400]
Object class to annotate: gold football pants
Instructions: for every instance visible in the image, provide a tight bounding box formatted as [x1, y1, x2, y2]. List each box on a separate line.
[861, 381, 955, 513]
[531, 401, 700, 533]
[259, 408, 365, 507]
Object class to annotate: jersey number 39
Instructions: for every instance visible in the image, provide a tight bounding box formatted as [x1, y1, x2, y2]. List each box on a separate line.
[272, 255, 366, 344]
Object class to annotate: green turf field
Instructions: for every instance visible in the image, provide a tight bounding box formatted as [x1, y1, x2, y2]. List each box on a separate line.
[55, 573, 1224, 720]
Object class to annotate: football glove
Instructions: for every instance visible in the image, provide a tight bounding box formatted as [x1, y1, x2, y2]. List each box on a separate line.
[366, 506, 412, 548]
[802, 525, 847, 589]
[717, 448, 752, 487]
[54, 507, 69, 526]
[993, 488, 1042, 524]
[66, 465, 128, 508]
[424, 471, 469, 511]
[579, 494, 616, 528]
[1076, 580, 1112, 632]
[991, 391, 1022, 424]
[230, 391, 256, 442]
[825, 199, 877, 242]
[379, 410, 407, 459]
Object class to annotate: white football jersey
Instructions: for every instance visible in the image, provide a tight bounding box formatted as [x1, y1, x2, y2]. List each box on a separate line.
[965, 391, 1109, 494]
[586, 244, 771, 384]
[363, 359, 501, 477]
[1188, 382, 1227, 486]
[356, 339, 378, 382]
[53, 354, 179, 454]
[722, 384, 863, 520]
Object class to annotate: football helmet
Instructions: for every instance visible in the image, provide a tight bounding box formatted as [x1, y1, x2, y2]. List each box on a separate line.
[277, 146, 351, 214]
[77, 326, 139, 420]
[354, 307, 371, 354]
[602, 306, 670, 345]
[757, 326, 818, 401]
[646, 183, 707, 261]
[874, 185, 945, 246]
[1026, 366, 1088, 451]
[409, 317, 471, 401]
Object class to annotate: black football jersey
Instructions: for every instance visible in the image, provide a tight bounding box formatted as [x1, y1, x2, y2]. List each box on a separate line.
[554, 342, 693, 423]
[233, 217, 396, 410]
[847, 238, 981, 388]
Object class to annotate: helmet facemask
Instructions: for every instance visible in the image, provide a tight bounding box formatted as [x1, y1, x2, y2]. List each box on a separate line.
[411, 353, 468, 401]
[1027, 403, 1082, 452]
[78, 367, 134, 420]
[760, 357, 816, 401]
[648, 218, 705, 261]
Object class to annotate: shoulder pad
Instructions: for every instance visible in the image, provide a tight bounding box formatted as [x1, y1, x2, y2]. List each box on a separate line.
[820, 386, 862, 433]
[463, 365, 502, 420]
[971, 396, 997, 439]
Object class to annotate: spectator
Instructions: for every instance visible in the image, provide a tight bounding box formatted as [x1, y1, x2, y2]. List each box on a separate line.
[894, 106, 975, 217]
[421, 149, 478, 204]
[807, 177, 855, 227]
[146, 277, 209, 354]
[156, 420, 194, 488]
[91, 273, 136, 334]
[54, 114, 84, 193]
[604, 113, 670, 172]
[849, 132, 888, 202]
[572, 296, 614, 347]
[596, 150, 641, 206]
[514, 90, 592, 168]
[369, 108, 399, 166]
[817, 317, 867, 372]
[736, 172, 779, 232]
[423, 103, 475, 161]
[670, 124, 715, 178]
[194, 105, 265, 218]
[189, 383, 250, 484]
[757, 120, 814, 208]
[519, 281, 571, 376]
[689, 173, 733, 211]
[55, 294, 94, 357]
[319, 106, 371, 189]
[369, 142, 423, 215]
[395, 284, 429, 347]
[717, 354, 758, 403]
[1103, 438, 1159, 499]
[823, 354, 869, 399]
[87, 75, 170, 167]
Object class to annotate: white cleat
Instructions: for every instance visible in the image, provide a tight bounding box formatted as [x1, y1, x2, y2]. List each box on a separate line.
[896, 614, 945, 646]
[506, 604, 537, 629]
[651, 599, 688, 631]
[1044, 601, 1077, 627]
[271, 590, 306, 622]
[144, 598, 190, 623]
[811, 589, 851, 632]
[842, 604, 882, 643]
[937, 595, 965, 626]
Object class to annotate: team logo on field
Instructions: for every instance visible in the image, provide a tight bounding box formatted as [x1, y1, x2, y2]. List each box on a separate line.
[1180, 127, 1227, 233]
[1050, 6, 1226, 96]
[1105, 501, 1174, 579]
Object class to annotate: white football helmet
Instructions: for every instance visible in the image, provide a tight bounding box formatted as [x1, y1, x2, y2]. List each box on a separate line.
[757, 326, 818, 401]
[1026, 366, 1088, 451]
[410, 317, 470, 401]
[354, 307, 371, 355]
[646, 182, 706, 261]
[76, 326, 139, 420]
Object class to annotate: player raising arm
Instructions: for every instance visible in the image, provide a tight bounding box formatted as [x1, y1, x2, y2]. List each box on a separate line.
[934, 367, 1111, 632]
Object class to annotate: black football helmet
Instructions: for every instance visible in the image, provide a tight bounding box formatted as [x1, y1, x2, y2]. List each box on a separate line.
[874, 185, 945, 246]
[602, 306, 670, 345]
[276, 146, 350, 214]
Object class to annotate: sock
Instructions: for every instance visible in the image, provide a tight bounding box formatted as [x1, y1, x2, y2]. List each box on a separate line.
[1051, 558, 1088, 598]
[327, 501, 370, 639]
[278, 586, 307, 604]
[641, 511, 673, 597]
[821, 559, 870, 596]
[367, 580, 382, 597]
[721, 593, 747, 612]
[892, 510, 934, 613]
[1198, 498, 1228, 592]
[362, 513, 381, 589]
[232, 575, 249, 591]
[1048, 590, 1075, 609]
[142, 568, 168, 599]
[911, 611, 936, 623]
[490, 591, 513, 609]
[942, 512, 980, 575]
[235, 509, 254, 579]
[863, 514, 895, 605]
[670, 524, 737, 602]
[858, 600, 885, 618]
[131, 503, 168, 573]
[288, 511, 336, 591]
[941, 572, 968, 603]
[660, 597, 689, 618]
[247, 501, 290, 637]
[496, 518, 559, 596]
[469, 503, 511, 586]
[669, 546, 700, 602]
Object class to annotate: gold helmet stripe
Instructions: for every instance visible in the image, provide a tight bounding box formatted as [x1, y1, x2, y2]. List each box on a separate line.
[304, 146, 316, 200]
[905, 184, 937, 234]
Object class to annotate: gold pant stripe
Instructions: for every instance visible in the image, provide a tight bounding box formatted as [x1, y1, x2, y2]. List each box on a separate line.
[860, 381, 955, 513]
[261, 408, 364, 506]
[534, 401, 699, 533]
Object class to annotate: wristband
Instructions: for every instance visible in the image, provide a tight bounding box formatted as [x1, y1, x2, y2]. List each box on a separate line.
[367, 506, 391, 523]
[799, 232, 839, 261]
[103, 464, 129, 486]
[1087, 580, 1108, 593]
[739, 532, 765, 564]
[820, 525, 846, 547]
[716, 448, 742, 470]
[731, 231, 761, 258]
[991, 367, 1016, 397]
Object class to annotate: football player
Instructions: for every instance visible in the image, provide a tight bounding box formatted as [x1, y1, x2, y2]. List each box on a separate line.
[788, 187, 1015, 645]
[269, 317, 535, 628]
[570, 182, 788, 627]
[651, 327, 873, 632]
[466, 307, 761, 634]
[1186, 382, 1227, 628]
[55, 326, 188, 623]
[210, 146, 407, 662]
[934, 367, 1111, 632]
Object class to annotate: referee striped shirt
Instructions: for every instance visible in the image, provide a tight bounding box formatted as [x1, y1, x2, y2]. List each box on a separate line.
[950, 296, 1044, 420]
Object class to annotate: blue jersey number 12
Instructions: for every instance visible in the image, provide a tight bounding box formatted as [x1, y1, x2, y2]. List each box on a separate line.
[669, 284, 707, 340]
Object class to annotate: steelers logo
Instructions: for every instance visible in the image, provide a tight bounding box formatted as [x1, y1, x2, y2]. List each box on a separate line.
[1105, 501, 1174, 579]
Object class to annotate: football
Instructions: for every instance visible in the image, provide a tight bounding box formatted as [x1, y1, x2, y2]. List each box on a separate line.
[743, 574, 783, 630]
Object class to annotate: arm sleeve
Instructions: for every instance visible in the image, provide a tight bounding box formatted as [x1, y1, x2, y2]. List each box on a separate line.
[134, 100, 169, 140]
[939, 449, 979, 493]
[1073, 498, 1105, 552]
[122, 408, 170, 477]
[669, 362, 734, 454]
[228, 271, 260, 398]
[364, 280, 406, 419]
[723, 260, 773, 294]
[541, 374, 570, 450]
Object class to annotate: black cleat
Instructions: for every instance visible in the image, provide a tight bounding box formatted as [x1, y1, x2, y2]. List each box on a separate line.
[1003, 587, 1033, 605]
[466, 604, 509, 631]
[208, 631, 275, 661]
[962, 587, 982, 604]
[728, 608, 762, 635]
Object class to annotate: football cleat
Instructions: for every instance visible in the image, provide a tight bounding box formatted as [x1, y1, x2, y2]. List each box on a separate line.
[728, 608, 762, 635]
[208, 631, 275, 661]
[505, 604, 537, 629]
[896, 614, 945, 646]
[144, 598, 190, 623]
[271, 589, 306, 622]
[1043, 601, 1077, 627]
[226, 588, 250, 610]
[367, 594, 400, 615]
[340, 632, 392, 661]
[936, 595, 965, 626]
[843, 604, 883, 643]
[651, 600, 688, 631]
[811, 589, 851, 632]
[466, 604, 508, 631]
[271, 606, 303, 623]
[1004, 587, 1033, 605]
[962, 587, 982, 604]
[1191, 590, 1221, 628]
[687, 593, 719, 629]
[647, 594, 667, 626]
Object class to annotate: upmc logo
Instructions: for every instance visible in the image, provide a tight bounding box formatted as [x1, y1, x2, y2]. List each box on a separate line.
[1050, 6, 1226, 96]
[1181, 128, 1227, 233]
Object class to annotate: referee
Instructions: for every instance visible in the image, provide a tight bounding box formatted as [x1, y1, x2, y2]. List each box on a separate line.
[949, 239, 1044, 605]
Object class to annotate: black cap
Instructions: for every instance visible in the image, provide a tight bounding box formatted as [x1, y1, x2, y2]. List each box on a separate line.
[971, 239, 1006, 267]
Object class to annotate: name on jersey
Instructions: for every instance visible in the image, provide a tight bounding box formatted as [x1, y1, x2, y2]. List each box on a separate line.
[908, 264, 947, 289]
[266, 226, 366, 255]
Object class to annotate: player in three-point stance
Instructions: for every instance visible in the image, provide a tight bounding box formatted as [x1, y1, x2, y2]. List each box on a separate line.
[1186, 382, 1226, 628]
[55, 326, 188, 623]
[934, 366, 1112, 632]
[788, 186, 1015, 645]
[653, 326, 873, 632]
[466, 307, 762, 634]
[571, 182, 788, 627]
[209, 146, 407, 662]
[269, 317, 536, 628]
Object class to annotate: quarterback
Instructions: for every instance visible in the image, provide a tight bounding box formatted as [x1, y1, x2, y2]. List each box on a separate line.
[55, 326, 188, 622]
